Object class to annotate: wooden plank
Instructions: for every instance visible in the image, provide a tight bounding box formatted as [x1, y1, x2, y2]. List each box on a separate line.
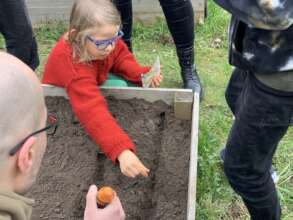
[42, 84, 67, 98]
[174, 92, 193, 120]
[187, 92, 200, 220]
[42, 85, 194, 119]
[100, 87, 193, 107]
[42, 84, 199, 218]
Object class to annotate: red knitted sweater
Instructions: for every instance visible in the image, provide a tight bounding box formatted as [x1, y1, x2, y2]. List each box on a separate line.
[42, 37, 150, 163]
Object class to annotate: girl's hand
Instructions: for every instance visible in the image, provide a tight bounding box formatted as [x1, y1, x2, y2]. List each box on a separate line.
[150, 73, 163, 88]
[150, 65, 163, 88]
[117, 150, 150, 178]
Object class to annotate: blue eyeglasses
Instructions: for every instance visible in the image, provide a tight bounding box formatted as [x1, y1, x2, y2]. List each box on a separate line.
[87, 30, 124, 50]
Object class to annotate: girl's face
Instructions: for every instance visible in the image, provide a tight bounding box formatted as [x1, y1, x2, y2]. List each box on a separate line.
[86, 25, 120, 60]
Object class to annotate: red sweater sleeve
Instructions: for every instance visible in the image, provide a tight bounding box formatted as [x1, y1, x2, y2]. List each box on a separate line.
[66, 61, 136, 162]
[111, 39, 151, 85]
[66, 63, 136, 162]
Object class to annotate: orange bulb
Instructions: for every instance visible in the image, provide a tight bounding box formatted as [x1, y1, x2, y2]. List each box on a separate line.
[97, 186, 115, 207]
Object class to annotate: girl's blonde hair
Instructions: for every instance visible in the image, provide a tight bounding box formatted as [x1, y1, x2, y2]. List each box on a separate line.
[67, 0, 121, 62]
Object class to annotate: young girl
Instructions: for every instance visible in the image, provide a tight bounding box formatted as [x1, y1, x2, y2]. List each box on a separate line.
[42, 0, 162, 178]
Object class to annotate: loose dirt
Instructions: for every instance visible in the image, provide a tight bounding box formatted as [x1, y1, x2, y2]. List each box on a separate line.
[27, 96, 191, 220]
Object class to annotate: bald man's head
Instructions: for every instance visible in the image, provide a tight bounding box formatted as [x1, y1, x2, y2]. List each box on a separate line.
[0, 52, 45, 162]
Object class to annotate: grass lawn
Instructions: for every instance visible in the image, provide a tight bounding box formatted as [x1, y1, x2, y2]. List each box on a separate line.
[1, 0, 292, 219]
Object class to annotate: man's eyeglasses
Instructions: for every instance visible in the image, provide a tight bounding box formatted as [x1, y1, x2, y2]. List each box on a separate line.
[87, 30, 124, 51]
[9, 114, 58, 156]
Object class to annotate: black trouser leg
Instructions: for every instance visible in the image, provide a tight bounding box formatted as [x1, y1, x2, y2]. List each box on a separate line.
[224, 71, 293, 220]
[159, 0, 194, 49]
[159, 0, 203, 97]
[225, 68, 248, 115]
[0, 0, 39, 70]
[114, 0, 202, 96]
[113, 0, 133, 51]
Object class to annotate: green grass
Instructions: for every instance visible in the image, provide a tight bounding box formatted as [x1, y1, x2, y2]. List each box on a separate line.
[1, 0, 292, 219]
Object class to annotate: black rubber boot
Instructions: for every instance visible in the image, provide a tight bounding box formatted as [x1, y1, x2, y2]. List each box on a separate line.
[177, 46, 203, 101]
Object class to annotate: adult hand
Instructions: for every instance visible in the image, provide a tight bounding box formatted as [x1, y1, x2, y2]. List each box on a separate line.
[118, 150, 150, 178]
[84, 185, 125, 220]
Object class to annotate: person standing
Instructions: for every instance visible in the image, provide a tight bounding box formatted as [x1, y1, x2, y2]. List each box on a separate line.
[0, 0, 39, 70]
[214, 0, 293, 219]
[113, 0, 203, 98]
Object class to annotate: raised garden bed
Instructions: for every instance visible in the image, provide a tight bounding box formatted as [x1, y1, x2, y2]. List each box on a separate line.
[26, 86, 199, 220]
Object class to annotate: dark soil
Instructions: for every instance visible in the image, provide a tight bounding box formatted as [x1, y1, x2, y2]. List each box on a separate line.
[26, 96, 191, 220]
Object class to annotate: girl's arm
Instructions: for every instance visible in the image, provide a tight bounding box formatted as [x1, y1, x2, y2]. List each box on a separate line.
[44, 45, 150, 177]
[110, 39, 151, 85]
[66, 64, 136, 163]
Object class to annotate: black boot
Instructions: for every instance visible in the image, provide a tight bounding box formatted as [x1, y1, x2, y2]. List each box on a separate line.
[177, 46, 203, 100]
